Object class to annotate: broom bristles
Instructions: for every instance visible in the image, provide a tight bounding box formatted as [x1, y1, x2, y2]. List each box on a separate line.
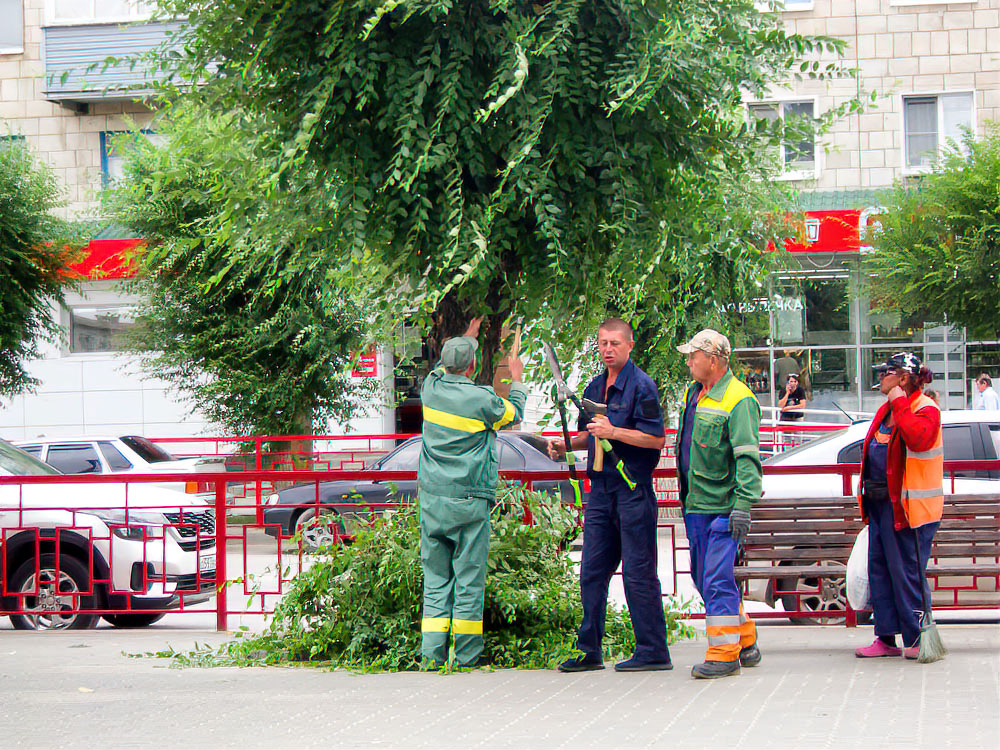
[917, 610, 947, 663]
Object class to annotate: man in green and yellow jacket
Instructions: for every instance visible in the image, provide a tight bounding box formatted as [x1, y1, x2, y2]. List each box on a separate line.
[675, 329, 763, 679]
[418, 318, 526, 668]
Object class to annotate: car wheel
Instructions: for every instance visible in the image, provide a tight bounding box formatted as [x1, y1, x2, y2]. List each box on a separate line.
[8, 554, 100, 631]
[294, 508, 343, 551]
[102, 612, 167, 628]
[777, 559, 848, 625]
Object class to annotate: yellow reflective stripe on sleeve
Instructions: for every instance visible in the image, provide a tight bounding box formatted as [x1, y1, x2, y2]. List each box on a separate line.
[422, 405, 486, 433]
[452, 619, 483, 635]
[421, 617, 451, 632]
[491, 399, 516, 430]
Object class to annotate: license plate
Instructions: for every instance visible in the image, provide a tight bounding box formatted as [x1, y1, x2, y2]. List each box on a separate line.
[199, 554, 215, 573]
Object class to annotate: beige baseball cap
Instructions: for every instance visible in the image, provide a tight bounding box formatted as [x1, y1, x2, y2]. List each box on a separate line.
[677, 329, 731, 358]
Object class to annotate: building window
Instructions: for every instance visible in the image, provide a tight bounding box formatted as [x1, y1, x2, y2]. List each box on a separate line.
[0, 0, 24, 54]
[755, 0, 815, 10]
[69, 305, 136, 353]
[748, 100, 817, 179]
[47, 0, 154, 25]
[903, 93, 974, 171]
[100, 130, 165, 184]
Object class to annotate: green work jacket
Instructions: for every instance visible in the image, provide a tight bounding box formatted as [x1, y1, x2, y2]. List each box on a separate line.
[675, 369, 762, 514]
[418, 368, 528, 499]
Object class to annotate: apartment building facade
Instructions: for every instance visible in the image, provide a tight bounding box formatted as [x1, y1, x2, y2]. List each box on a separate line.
[739, 0, 999, 419]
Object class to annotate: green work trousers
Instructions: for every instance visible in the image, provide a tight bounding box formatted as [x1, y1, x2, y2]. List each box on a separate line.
[419, 491, 491, 666]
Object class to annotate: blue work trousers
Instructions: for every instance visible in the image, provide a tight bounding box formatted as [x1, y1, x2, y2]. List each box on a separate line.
[684, 513, 742, 616]
[576, 477, 670, 663]
[866, 496, 939, 647]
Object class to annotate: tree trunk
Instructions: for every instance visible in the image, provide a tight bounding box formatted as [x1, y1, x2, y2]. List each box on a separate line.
[427, 288, 510, 386]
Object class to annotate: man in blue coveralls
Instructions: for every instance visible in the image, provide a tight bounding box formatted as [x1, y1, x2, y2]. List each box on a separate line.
[548, 318, 671, 672]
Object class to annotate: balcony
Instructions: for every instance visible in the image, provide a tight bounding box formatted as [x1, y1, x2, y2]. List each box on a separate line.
[42, 21, 184, 105]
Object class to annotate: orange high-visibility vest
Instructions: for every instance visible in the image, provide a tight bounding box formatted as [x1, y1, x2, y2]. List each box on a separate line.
[900, 393, 944, 528]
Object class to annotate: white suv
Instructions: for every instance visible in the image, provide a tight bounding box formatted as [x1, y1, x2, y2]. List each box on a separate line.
[0, 439, 216, 630]
[761, 409, 1000, 498]
[15, 435, 229, 502]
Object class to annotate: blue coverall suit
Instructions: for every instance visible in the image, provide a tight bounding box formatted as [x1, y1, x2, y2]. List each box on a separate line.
[574, 359, 670, 664]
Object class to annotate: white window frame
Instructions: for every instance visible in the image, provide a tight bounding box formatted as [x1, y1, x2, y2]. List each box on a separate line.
[0, 0, 25, 55]
[67, 303, 138, 355]
[747, 97, 821, 182]
[44, 0, 154, 26]
[755, 0, 815, 11]
[890, 0, 975, 6]
[899, 91, 976, 176]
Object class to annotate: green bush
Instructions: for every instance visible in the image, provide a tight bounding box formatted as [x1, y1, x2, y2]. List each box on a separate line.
[158, 485, 694, 671]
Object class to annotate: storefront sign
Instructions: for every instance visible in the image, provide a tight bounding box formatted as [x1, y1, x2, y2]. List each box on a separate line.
[783, 206, 886, 254]
[67, 238, 142, 280]
[352, 346, 378, 378]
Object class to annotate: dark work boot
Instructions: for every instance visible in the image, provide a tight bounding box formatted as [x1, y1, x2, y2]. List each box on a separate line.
[558, 654, 605, 673]
[614, 656, 673, 672]
[739, 643, 762, 668]
[691, 660, 741, 679]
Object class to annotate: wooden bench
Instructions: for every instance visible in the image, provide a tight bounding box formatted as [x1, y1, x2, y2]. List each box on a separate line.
[735, 493, 1000, 623]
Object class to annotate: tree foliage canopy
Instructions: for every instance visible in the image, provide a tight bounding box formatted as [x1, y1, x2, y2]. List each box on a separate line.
[105, 108, 375, 435]
[865, 123, 1000, 340]
[0, 142, 80, 396]
[150, 0, 848, 382]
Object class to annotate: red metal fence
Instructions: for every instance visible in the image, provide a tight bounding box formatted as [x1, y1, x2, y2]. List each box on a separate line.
[1, 454, 996, 632]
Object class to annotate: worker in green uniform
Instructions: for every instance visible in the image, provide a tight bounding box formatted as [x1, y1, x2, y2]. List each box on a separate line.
[418, 317, 527, 668]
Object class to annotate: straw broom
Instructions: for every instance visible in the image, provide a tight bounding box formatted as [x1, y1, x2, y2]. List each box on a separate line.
[915, 529, 946, 663]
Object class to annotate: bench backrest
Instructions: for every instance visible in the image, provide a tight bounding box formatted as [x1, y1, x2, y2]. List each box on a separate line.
[744, 494, 1000, 564]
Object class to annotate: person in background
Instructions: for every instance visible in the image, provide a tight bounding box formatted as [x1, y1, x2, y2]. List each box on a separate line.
[855, 352, 943, 660]
[924, 389, 941, 406]
[777, 373, 808, 448]
[974, 374, 1000, 411]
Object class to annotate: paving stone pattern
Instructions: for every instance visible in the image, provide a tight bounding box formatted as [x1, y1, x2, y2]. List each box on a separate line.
[0, 623, 997, 748]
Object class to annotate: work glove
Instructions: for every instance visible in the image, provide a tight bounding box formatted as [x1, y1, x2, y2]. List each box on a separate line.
[729, 509, 751, 548]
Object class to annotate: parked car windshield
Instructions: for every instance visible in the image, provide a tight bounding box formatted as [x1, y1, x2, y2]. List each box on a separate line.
[121, 435, 177, 463]
[0, 440, 60, 476]
[377, 439, 423, 471]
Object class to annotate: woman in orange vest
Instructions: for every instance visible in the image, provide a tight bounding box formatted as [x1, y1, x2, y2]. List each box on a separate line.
[855, 352, 943, 659]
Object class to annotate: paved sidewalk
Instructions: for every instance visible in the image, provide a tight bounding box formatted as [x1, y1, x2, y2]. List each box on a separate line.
[0, 623, 996, 749]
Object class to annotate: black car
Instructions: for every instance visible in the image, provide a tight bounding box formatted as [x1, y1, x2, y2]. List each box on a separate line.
[262, 432, 584, 548]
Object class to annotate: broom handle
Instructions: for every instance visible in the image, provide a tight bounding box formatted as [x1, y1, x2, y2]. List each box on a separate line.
[913, 527, 933, 616]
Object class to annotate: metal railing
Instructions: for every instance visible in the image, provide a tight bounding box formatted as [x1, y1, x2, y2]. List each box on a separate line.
[1, 456, 996, 631]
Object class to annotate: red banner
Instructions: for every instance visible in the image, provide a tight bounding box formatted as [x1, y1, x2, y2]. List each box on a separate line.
[352, 346, 378, 378]
[67, 238, 142, 280]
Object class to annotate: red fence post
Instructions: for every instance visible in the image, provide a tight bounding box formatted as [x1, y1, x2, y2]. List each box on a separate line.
[215, 479, 228, 632]
[255, 436, 264, 526]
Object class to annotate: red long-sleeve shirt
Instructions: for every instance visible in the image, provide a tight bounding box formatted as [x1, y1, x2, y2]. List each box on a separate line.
[858, 389, 941, 530]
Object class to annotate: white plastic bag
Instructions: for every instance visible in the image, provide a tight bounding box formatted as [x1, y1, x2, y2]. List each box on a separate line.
[846, 526, 870, 611]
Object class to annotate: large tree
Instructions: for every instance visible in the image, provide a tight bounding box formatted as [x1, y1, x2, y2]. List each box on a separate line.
[151, 0, 848, 382]
[105, 107, 375, 436]
[865, 124, 1000, 340]
[0, 142, 81, 396]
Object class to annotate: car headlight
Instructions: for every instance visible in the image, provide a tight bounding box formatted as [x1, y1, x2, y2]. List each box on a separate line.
[90, 510, 170, 541]
[264, 493, 281, 506]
